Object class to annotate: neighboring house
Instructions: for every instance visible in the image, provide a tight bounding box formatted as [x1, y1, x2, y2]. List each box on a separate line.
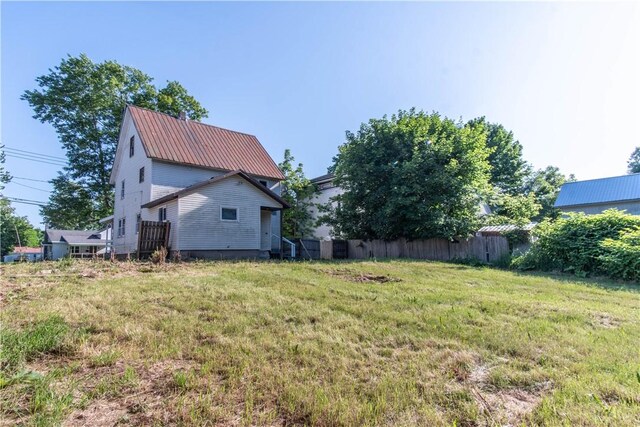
[109, 105, 288, 259]
[555, 173, 640, 215]
[42, 230, 108, 260]
[3, 247, 42, 263]
[307, 173, 344, 240]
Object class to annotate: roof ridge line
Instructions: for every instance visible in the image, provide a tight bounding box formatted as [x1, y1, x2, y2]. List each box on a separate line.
[126, 104, 258, 138]
[562, 172, 640, 185]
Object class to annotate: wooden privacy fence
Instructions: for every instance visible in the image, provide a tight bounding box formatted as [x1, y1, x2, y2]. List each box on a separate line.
[137, 220, 171, 258]
[345, 236, 508, 262]
[294, 239, 321, 260]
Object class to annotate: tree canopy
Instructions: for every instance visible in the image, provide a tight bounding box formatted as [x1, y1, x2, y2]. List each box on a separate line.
[523, 166, 574, 221]
[467, 117, 530, 195]
[278, 149, 317, 238]
[22, 54, 208, 229]
[327, 109, 491, 240]
[0, 198, 41, 257]
[628, 147, 640, 174]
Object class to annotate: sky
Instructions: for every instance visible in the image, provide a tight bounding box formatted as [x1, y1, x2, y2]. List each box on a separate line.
[1, 1, 639, 227]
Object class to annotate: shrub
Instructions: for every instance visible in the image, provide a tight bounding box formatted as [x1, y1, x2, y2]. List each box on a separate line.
[513, 210, 640, 276]
[150, 246, 168, 265]
[599, 227, 640, 281]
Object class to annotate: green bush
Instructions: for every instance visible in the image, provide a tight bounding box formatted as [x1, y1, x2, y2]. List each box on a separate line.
[599, 227, 640, 281]
[512, 210, 640, 277]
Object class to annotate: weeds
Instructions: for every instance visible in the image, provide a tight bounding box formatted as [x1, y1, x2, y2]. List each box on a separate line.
[1, 260, 638, 426]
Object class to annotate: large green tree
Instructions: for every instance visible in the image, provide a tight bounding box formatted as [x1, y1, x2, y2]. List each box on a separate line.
[39, 173, 96, 230]
[628, 147, 640, 174]
[0, 198, 41, 257]
[327, 109, 491, 240]
[278, 149, 317, 238]
[467, 117, 530, 195]
[22, 54, 208, 229]
[523, 166, 574, 221]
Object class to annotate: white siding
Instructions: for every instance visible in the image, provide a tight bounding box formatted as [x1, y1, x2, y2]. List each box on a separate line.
[151, 161, 225, 199]
[145, 200, 180, 250]
[178, 176, 282, 250]
[307, 184, 344, 239]
[111, 111, 153, 254]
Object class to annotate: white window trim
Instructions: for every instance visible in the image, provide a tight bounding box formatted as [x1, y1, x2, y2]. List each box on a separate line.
[158, 206, 167, 222]
[220, 206, 239, 222]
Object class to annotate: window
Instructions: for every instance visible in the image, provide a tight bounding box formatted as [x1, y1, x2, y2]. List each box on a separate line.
[121, 180, 125, 199]
[117, 217, 126, 237]
[158, 207, 167, 222]
[139, 167, 145, 183]
[70, 246, 80, 254]
[221, 207, 238, 221]
[259, 180, 268, 187]
[129, 136, 135, 157]
[136, 213, 141, 234]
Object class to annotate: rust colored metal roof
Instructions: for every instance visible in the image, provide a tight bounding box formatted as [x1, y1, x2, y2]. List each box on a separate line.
[12, 246, 41, 254]
[128, 105, 284, 180]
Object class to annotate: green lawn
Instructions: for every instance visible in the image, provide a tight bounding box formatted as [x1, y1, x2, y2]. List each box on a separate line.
[1, 260, 638, 426]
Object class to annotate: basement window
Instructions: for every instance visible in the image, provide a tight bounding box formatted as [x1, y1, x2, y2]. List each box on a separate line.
[221, 207, 238, 221]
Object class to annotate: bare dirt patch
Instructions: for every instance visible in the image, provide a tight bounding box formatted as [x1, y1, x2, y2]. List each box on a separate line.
[64, 400, 128, 427]
[326, 269, 401, 283]
[591, 312, 621, 329]
[467, 361, 551, 426]
[63, 359, 199, 426]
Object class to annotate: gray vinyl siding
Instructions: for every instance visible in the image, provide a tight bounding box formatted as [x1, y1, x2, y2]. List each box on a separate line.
[178, 176, 282, 250]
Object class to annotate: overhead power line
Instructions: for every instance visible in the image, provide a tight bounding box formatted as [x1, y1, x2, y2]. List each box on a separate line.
[4, 196, 47, 207]
[4, 149, 68, 163]
[5, 153, 67, 167]
[9, 181, 52, 193]
[3, 146, 67, 161]
[11, 176, 51, 183]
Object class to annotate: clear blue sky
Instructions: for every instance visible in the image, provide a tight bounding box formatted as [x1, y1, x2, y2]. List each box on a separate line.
[2, 1, 639, 227]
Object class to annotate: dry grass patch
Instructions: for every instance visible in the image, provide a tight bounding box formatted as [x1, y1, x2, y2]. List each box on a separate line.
[1, 259, 639, 426]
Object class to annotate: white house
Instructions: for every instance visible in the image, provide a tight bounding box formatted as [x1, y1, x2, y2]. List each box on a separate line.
[108, 105, 288, 259]
[42, 230, 108, 260]
[307, 173, 344, 239]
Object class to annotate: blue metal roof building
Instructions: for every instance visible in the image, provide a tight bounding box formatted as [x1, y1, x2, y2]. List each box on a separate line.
[555, 173, 640, 215]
